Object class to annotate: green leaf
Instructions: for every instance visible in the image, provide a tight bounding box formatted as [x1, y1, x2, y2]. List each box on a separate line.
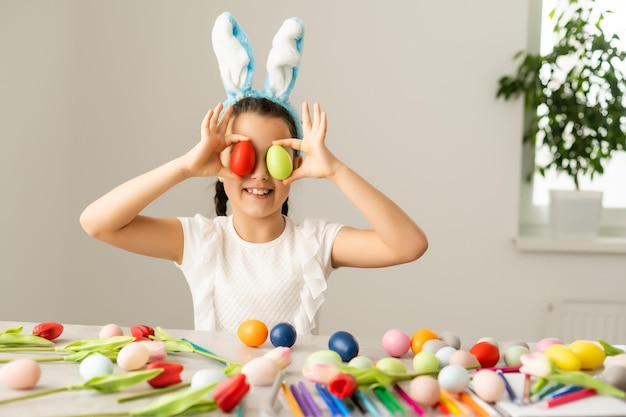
[0, 326, 24, 334]
[597, 339, 625, 356]
[0, 332, 54, 346]
[62, 350, 118, 362]
[130, 384, 217, 416]
[545, 371, 626, 398]
[59, 336, 134, 353]
[339, 366, 416, 388]
[68, 369, 163, 393]
[151, 327, 193, 353]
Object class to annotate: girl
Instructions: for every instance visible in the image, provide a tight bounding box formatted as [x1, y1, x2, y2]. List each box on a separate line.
[81, 10, 428, 334]
[80, 98, 427, 334]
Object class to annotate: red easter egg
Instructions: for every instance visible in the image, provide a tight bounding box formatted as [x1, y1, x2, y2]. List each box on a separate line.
[230, 141, 256, 176]
[469, 341, 500, 368]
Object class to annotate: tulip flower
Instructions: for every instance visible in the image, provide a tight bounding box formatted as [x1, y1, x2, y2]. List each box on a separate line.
[32, 322, 64, 341]
[263, 346, 292, 370]
[131, 325, 155, 340]
[212, 373, 250, 412]
[519, 353, 555, 378]
[146, 361, 184, 388]
[302, 363, 341, 384]
[327, 372, 358, 399]
[0, 326, 54, 347]
[520, 352, 626, 398]
[138, 340, 167, 362]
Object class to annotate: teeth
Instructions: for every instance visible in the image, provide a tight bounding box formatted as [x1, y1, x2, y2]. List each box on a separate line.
[247, 188, 270, 195]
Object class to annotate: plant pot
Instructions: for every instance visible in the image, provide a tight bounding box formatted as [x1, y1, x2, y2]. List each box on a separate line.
[549, 189, 603, 239]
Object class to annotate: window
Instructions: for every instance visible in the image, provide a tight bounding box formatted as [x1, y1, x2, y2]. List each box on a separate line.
[520, 0, 626, 238]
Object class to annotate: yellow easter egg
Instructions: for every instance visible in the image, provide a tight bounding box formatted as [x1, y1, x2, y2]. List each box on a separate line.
[568, 340, 606, 370]
[545, 344, 581, 371]
[266, 145, 293, 180]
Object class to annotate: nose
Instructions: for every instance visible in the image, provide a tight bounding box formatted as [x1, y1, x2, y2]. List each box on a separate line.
[250, 152, 270, 180]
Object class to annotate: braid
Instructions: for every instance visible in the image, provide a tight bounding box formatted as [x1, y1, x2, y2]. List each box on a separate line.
[282, 198, 289, 216]
[214, 181, 228, 216]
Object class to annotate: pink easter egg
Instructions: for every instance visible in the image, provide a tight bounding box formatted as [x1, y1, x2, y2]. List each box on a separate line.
[0, 359, 41, 390]
[409, 375, 440, 406]
[99, 323, 124, 338]
[382, 329, 411, 358]
[536, 337, 564, 352]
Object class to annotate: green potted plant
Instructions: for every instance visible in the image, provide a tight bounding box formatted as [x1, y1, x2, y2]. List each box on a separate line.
[496, 0, 626, 238]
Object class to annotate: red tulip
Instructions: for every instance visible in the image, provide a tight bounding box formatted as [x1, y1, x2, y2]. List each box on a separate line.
[131, 324, 155, 339]
[327, 372, 357, 399]
[32, 322, 64, 341]
[212, 373, 250, 412]
[145, 361, 183, 388]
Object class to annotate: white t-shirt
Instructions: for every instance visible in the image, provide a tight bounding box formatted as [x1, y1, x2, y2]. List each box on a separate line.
[177, 214, 343, 334]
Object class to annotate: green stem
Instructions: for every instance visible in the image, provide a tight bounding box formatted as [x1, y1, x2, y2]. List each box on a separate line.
[0, 386, 68, 406]
[54, 413, 128, 417]
[117, 383, 191, 403]
[0, 357, 65, 363]
[0, 347, 56, 352]
[192, 349, 242, 367]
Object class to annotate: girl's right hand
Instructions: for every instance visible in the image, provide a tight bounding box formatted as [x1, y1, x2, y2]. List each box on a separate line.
[181, 102, 247, 178]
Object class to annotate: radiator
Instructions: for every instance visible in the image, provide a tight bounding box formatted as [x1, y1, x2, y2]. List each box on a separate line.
[544, 300, 626, 344]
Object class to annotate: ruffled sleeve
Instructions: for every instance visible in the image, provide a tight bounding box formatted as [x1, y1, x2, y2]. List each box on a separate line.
[176, 214, 224, 331]
[293, 218, 344, 334]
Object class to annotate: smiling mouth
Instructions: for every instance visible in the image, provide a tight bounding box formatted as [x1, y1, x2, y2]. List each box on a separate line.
[245, 188, 272, 196]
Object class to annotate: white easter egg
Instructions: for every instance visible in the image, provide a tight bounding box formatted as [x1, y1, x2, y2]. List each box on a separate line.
[79, 353, 114, 380]
[117, 342, 150, 371]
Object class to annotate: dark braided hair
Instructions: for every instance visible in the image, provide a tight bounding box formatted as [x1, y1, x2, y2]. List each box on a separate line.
[214, 97, 299, 216]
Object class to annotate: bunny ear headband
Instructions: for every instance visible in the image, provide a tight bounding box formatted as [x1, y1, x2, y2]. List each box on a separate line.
[212, 12, 305, 138]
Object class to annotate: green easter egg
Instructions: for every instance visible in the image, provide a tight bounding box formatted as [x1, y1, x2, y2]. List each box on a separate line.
[305, 349, 343, 367]
[412, 351, 440, 374]
[348, 356, 374, 369]
[376, 357, 407, 375]
[266, 145, 293, 180]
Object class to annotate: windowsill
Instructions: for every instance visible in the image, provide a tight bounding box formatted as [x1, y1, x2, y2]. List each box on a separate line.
[515, 225, 626, 254]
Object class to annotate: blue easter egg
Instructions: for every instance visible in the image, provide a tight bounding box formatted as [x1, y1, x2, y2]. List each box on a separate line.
[270, 322, 297, 348]
[328, 331, 359, 362]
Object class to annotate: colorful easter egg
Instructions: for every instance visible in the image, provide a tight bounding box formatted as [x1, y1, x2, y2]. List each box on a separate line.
[230, 141, 256, 176]
[568, 340, 606, 370]
[328, 331, 359, 362]
[0, 359, 41, 390]
[270, 322, 297, 348]
[469, 341, 500, 368]
[382, 329, 411, 357]
[266, 145, 293, 179]
[237, 319, 268, 347]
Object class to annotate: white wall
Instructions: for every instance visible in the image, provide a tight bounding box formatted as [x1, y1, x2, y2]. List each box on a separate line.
[2, 1, 625, 347]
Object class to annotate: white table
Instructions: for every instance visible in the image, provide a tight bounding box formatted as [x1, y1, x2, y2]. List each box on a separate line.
[1, 321, 626, 416]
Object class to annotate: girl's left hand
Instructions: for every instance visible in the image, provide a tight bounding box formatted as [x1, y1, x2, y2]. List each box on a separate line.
[273, 102, 338, 184]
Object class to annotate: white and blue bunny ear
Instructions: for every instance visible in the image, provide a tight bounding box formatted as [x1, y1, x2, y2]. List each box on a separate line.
[212, 12, 254, 104]
[212, 12, 305, 138]
[264, 17, 304, 102]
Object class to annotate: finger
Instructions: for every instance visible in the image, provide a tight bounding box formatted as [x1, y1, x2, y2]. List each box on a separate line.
[210, 103, 223, 126]
[301, 102, 311, 130]
[282, 168, 304, 185]
[202, 109, 214, 130]
[272, 138, 302, 151]
[312, 102, 320, 128]
[218, 104, 232, 128]
[319, 111, 327, 136]
[225, 133, 250, 146]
